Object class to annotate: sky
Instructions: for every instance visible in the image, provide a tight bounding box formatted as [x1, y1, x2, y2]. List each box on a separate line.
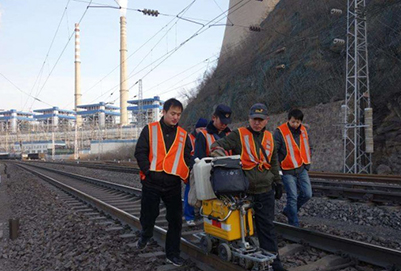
[0, 0, 230, 112]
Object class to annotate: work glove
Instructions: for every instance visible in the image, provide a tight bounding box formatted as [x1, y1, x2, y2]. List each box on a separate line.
[210, 146, 227, 157]
[273, 183, 283, 200]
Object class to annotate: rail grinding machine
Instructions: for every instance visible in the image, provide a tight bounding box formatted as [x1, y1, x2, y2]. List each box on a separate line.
[193, 155, 276, 271]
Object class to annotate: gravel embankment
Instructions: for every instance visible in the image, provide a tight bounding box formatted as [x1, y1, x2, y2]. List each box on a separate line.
[0, 163, 200, 271]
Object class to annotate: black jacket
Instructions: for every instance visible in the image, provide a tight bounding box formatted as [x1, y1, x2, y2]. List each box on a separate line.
[273, 123, 312, 175]
[134, 118, 192, 191]
[194, 120, 231, 161]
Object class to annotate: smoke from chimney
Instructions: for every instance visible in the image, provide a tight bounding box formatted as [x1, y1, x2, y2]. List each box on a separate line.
[118, 0, 128, 17]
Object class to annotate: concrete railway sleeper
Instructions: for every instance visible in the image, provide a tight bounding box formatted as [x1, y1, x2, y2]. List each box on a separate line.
[16, 163, 401, 270]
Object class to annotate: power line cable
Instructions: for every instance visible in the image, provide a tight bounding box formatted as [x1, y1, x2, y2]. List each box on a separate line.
[22, 0, 72, 111]
[131, 0, 250, 82]
[70, 0, 198, 107]
[30, 0, 94, 110]
[0, 73, 52, 107]
[89, 0, 251, 104]
[146, 57, 217, 93]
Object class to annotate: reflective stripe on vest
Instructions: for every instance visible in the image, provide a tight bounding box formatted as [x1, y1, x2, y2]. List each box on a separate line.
[278, 123, 311, 170]
[189, 133, 196, 156]
[147, 122, 189, 180]
[199, 130, 216, 156]
[199, 129, 231, 156]
[238, 127, 273, 171]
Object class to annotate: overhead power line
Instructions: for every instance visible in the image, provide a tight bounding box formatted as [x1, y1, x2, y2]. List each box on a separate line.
[23, 0, 72, 111]
[30, 0, 94, 110]
[0, 73, 52, 107]
[73, 0, 198, 107]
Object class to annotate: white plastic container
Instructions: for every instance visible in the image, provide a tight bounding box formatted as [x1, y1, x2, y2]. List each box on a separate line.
[193, 157, 216, 200]
[193, 155, 241, 200]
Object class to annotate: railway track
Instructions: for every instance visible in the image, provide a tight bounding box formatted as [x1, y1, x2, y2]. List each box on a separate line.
[17, 162, 401, 270]
[24, 161, 401, 204]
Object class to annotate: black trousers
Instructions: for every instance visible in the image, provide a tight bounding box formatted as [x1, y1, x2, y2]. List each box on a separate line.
[252, 189, 283, 268]
[140, 185, 182, 258]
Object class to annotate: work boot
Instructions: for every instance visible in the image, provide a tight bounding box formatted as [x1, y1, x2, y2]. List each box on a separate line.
[166, 256, 185, 267]
[136, 237, 148, 250]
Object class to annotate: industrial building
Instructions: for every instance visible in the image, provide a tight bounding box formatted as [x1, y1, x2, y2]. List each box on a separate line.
[77, 102, 120, 129]
[0, 109, 35, 133]
[128, 96, 163, 125]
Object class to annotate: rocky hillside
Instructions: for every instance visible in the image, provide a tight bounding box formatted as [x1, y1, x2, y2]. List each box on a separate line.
[181, 0, 401, 173]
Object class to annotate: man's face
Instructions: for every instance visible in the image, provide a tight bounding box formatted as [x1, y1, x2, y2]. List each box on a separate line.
[249, 118, 268, 132]
[288, 117, 302, 129]
[162, 106, 182, 126]
[212, 115, 228, 132]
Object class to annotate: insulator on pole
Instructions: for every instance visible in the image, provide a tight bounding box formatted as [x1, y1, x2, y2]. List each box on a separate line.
[249, 25, 261, 32]
[276, 64, 285, 70]
[142, 9, 159, 17]
[365, 108, 374, 153]
[333, 38, 345, 46]
[331, 9, 343, 16]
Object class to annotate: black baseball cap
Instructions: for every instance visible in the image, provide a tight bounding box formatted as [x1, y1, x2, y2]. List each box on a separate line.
[214, 104, 232, 124]
[249, 103, 268, 119]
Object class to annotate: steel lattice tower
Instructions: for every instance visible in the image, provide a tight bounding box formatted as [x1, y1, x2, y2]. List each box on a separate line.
[343, 0, 372, 173]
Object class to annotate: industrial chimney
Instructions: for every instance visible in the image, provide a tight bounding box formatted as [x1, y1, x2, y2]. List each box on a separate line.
[120, 16, 128, 126]
[74, 23, 82, 126]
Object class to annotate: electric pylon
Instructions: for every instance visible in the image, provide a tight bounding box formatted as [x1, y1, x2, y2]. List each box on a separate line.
[343, 0, 373, 173]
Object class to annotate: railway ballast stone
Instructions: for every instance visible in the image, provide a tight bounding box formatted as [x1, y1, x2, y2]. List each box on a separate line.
[0, 163, 201, 271]
[33, 162, 401, 251]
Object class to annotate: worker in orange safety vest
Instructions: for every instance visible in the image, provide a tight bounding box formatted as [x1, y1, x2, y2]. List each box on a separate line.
[134, 98, 192, 267]
[274, 108, 312, 227]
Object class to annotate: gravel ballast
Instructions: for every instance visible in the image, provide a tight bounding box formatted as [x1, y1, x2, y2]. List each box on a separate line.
[0, 163, 200, 271]
[35, 162, 401, 250]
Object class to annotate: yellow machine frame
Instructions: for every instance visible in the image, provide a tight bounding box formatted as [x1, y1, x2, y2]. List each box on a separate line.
[202, 199, 254, 241]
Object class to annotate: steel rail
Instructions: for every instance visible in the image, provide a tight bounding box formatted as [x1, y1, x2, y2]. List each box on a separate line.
[309, 171, 401, 184]
[311, 182, 401, 204]
[275, 222, 401, 270]
[17, 164, 244, 271]
[23, 161, 401, 185]
[19, 163, 401, 269]
[21, 162, 141, 195]
[312, 179, 401, 191]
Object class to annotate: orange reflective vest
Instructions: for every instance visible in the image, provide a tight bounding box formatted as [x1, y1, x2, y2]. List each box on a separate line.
[199, 129, 231, 156]
[189, 133, 196, 156]
[238, 127, 274, 171]
[140, 122, 189, 180]
[277, 123, 311, 170]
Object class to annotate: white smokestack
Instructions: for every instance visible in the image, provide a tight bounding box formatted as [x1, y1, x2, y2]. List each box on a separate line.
[119, 16, 128, 126]
[75, 23, 82, 126]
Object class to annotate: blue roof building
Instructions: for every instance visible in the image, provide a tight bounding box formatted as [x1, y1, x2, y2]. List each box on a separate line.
[128, 96, 163, 125]
[77, 102, 120, 128]
[0, 109, 35, 133]
[33, 107, 76, 129]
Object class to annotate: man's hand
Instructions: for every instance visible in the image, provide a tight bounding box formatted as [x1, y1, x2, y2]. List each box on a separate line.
[211, 146, 227, 157]
[273, 183, 283, 200]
